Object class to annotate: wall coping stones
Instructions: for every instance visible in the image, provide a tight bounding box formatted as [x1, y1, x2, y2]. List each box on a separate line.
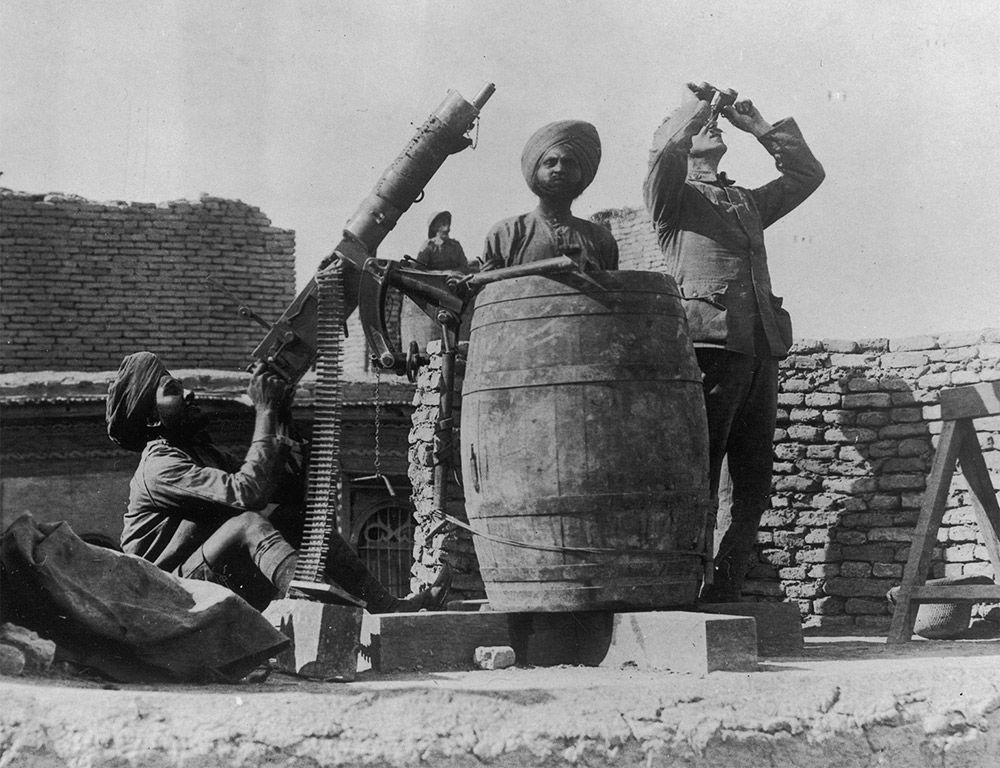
[0, 370, 415, 407]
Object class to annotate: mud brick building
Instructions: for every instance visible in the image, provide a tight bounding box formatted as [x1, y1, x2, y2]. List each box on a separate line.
[0, 189, 296, 372]
[0, 189, 417, 596]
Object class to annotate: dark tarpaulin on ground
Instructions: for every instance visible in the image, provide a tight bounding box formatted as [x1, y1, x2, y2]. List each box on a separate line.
[0, 513, 289, 683]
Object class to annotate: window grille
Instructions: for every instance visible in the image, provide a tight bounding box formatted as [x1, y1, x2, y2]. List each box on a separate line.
[355, 503, 415, 597]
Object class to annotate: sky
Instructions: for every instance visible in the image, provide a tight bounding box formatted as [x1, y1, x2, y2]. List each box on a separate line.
[2, 0, 999, 340]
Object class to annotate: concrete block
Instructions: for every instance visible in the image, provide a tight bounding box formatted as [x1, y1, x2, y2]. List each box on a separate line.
[359, 611, 513, 673]
[354, 610, 757, 676]
[474, 646, 516, 670]
[598, 612, 757, 674]
[506, 611, 757, 674]
[263, 598, 363, 681]
[696, 602, 804, 656]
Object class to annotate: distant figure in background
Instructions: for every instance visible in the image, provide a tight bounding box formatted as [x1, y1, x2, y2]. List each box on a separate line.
[415, 210, 469, 272]
[644, 82, 825, 602]
[106, 351, 450, 612]
[479, 120, 619, 271]
[401, 211, 472, 353]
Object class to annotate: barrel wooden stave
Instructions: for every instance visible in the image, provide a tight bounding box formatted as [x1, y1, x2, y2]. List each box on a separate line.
[460, 271, 710, 612]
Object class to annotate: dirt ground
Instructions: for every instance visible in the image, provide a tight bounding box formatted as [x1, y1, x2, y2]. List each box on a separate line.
[3, 635, 1000, 767]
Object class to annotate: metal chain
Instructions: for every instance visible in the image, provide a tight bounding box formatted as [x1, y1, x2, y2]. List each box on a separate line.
[372, 366, 383, 478]
[357, 365, 395, 496]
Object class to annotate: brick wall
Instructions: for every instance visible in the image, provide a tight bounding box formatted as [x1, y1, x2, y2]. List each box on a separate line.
[0, 188, 295, 372]
[591, 207, 663, 272]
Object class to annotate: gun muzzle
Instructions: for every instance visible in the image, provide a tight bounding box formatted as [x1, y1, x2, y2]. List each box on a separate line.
[471, 83, 496, 110]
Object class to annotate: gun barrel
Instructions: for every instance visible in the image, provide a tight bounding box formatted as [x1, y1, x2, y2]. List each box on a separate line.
[471, 83, 496, 110]
[343, 84, 494, 252]
[251, 85, 495, 383]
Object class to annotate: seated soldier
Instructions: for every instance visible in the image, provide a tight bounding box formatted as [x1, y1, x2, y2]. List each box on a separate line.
[480, 120, 619, 271]
[106, 351, 450, 612]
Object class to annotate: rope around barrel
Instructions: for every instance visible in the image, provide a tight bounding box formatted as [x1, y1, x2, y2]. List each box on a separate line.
[432, 510, 707, 561]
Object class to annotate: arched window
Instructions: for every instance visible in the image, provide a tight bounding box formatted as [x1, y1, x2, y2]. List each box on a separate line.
[352, 501, 415, 597]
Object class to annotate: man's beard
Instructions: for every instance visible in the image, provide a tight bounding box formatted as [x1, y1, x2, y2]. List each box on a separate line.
[533, 179, 582, 200]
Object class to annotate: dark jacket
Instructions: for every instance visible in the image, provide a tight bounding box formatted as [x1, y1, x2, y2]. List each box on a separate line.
[644, 101, 825, 358]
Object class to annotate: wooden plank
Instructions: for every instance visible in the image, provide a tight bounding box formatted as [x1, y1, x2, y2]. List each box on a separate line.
[696, 602, 803, 656]
[263, 598, 363, 681]
[887, 419, 964, 643]
[940, 381, 1000, 421]
[909, 585, 1000, 601]
[954, 418, 1000, 575]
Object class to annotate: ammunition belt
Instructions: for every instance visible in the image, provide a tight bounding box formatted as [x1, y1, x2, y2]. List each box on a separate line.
[294, 262, 344, 583]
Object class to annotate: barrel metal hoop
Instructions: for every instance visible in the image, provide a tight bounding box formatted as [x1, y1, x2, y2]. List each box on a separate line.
[481, 560, 703, 582]
[470, 306, 686, 331]
[463, 363, 705, 393]
[437, 511, 707, 561]
[467, 490, 709, 518]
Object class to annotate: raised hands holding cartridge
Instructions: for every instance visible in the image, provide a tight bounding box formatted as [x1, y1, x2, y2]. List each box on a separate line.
[643, 80, 826, 604]
[721, 98, 773, 137]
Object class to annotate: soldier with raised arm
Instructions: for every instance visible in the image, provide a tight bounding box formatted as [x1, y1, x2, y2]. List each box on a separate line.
[107, 351, 450, 612]
[644, 82, 825, 602]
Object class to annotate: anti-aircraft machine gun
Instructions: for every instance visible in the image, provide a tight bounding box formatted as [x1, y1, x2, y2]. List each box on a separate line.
[244, 84, 592, 600]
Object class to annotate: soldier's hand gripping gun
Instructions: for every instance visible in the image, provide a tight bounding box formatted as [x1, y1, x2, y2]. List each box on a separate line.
[356, 250, 594, 378]
[250, 84, 496, 383]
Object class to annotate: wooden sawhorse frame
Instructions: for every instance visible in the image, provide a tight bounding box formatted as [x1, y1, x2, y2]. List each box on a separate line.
[887, 381, 1000, 643]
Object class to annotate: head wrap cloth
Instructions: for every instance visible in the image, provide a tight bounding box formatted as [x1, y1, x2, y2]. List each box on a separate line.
[520, 120, 601, 196]
[106, 351, 169, 451]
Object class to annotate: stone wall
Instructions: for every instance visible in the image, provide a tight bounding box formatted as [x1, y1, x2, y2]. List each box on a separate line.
[760, 331, 1000, 631]
[409, 329, 1000, 630]
[407, 344, 483, 599]
[407, 205, 1000, 632]
[0, 188, 295, 372]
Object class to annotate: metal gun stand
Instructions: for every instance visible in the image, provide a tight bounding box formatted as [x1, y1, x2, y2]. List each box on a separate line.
[887, 381, 1000, 643]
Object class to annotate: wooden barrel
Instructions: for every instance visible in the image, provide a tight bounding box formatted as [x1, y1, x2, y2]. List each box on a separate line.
[460, 270, 710, 612]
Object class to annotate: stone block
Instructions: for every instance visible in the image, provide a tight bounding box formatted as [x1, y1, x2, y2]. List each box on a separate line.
[695, 602, 803, 656]
[889, 335, 938, 352]
[0, 623, 55, 673]
[263, 598, 363, 681]
[474, 646, 516, 670]
[844, 393, 892, 409]
[822, 339, 859, 353]
[883, 352, 929, 368]
[359, 611, 513, 673]
[0, 645, 26, 677]
[589, 612, 757, 674]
